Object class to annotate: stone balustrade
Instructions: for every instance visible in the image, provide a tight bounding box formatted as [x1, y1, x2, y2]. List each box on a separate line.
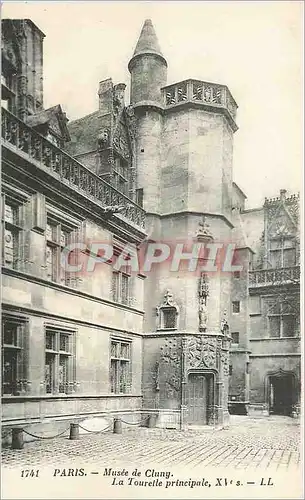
[249, 266, 300, 287]
[1, 108, 145, 230]
[162, 79, 238, 124]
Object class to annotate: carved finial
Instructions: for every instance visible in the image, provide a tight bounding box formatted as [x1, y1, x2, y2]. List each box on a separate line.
[196, 216, 214, 242]
[163, 289, 174, 306]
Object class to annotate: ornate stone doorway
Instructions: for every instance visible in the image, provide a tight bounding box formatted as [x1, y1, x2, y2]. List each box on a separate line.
[186, 372, 214, 425]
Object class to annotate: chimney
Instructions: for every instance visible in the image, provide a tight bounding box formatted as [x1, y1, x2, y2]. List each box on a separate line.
[98, 78, 113, 114]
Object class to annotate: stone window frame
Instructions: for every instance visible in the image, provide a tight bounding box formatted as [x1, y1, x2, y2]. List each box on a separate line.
[268, 235, 296, 269]
[266, 299, 299, 339]
[232, 301, 240, 314]
[109, 337, 132, 394]
[231, 332, 240, 345]
[2, 313, 29, 396]
[44, 325, 76, 395]
[112, 154, 129, 197]
[44, 207, 80, 286]
[156, 290, 180, 331]
[111, 240, 137, 306]
[2, 191, 27, 270]
[112, 269, 131, 305]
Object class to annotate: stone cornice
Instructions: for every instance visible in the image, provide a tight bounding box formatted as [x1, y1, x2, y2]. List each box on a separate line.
[146, 210, 234, 229]
[2, 266, 145, 318]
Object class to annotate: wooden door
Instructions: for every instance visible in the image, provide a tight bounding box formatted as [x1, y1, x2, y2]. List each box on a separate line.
[187, 373, 208, 424]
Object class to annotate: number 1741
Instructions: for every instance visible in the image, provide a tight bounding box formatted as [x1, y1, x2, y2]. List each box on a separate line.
[21, 469, 39, 478]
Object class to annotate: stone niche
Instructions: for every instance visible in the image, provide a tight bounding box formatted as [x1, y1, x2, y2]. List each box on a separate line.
[150, 333, 231, 429]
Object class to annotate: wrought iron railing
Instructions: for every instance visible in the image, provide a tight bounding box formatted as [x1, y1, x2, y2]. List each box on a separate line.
[1, 108, 145, 230]
[249, 266, 300, 287]
[162, 79, 238, 122]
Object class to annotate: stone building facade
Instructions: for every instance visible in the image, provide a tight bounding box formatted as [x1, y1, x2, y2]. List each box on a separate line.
[1, 19, 300, 439]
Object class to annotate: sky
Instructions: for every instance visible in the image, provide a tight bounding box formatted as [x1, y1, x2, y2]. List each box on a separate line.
[2, 1, 303, 208]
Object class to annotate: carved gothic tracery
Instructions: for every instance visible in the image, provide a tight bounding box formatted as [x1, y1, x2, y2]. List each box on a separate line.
[185, 336, 217, 370]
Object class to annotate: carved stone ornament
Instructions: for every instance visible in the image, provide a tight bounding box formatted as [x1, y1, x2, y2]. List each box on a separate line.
[202, 341, 217, 368]
[221, 350, 230, 376]
[97, 129, 110, 150]
[160, 338, 182, 398]
[198, 298, 208, 332]
[198, 272, 209, 299]
[160, 337, 181, 363]
[186, 336, 217, 370]
[220, 309, 229, 335]
[162, 289, 175, 307]
[196, 216, 214, 242]
[198, 273, 209, 332]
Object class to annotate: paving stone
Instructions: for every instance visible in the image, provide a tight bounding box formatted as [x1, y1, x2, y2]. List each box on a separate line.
[2, 415, 300, 471]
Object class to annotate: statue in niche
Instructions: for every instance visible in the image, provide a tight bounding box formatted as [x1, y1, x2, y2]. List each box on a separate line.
[221, 309, 229, 335]
[198, 272, 209, 332]
[199, 298, 208, 332]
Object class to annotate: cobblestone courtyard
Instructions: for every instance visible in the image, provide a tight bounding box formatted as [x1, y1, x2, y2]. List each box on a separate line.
[2, 416, 300, 471]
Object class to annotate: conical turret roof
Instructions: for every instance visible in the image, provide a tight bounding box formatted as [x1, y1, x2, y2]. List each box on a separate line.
[128, 19, 167, 71]
[132, 19, 164, 58]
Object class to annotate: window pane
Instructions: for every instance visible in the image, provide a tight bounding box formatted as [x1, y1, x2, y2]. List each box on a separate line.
[111, 341, 118, 358]
[270, 239, 282, 250]
[45, 331, 55, 350]
[269, 316, 280, 338]
[269, 250, 281, 268]
[163, 308, 176, 329]
[112, 272, 119, 302]
[283, 248, 296, 267]
[110, 359, 118, 393]
[60, 333, 70, 352]
[267, 300, 281, 315]
[60, 230, 69, 247]
[2, 350, 18, 394]
[45, 353, 55, 393]
[4, 204, 17, 224]
[120, 343, 130, 359]
[232, 301, 240, 313]
[59, 355, 68, 393]
[119, 361, 130, 393]
[46, 245, 55, 280]
[4, 229, 17, 268]
[46, 223, 57, 241]
[121, 274, 129, 304]
[282, 315, 296, 337]
[232, 332, 239, 344]
[283, 238, 294, 249]
[3, 322, 18, 345]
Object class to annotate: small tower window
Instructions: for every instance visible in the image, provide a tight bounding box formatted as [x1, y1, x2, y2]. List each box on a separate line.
[156, 290, 179, 330]
[162, 307, 177, 329]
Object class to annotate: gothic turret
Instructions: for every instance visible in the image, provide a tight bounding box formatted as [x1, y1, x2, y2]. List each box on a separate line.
[128, 19, 167, 108]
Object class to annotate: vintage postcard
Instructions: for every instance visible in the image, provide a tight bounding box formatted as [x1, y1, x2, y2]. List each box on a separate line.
[1, 1, 303, 499]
